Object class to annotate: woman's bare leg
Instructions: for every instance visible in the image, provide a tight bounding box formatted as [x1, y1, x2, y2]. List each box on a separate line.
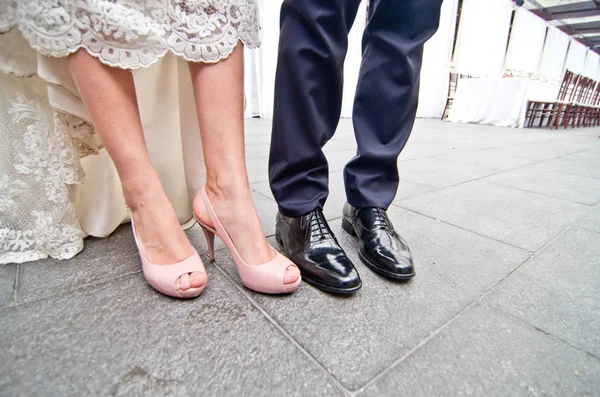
[68, 50, 205, 291]
[189, 45, 299, 284]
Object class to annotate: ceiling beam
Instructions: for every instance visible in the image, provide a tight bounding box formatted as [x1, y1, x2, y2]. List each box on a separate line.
[531, 1, 600, 21]
[560, 20, 600, 34]
[584, 34, 600, 41]
[572, 27, 600, 34]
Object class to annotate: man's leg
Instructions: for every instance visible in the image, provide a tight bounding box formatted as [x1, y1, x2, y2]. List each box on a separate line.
[341, 0, 442, 280]
[269, 0, 362, 217]
[270, 0, 363, 294]
[344, 0, 443, 207]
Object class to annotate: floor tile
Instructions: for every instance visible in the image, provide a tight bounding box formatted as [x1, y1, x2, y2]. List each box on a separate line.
[436, 149, 537, 171]
[0, 264, 16, 308]
[358, 303, 600, 397]
[214, 208, 530, 390]
[250, 190, 279, 237]
[485, 227, 600, 357]
[400, 180, 589, 251]
[530, 151, 600, 180]
[246, 158, 270, 184]
[394, 180, 436, 201]
[17, 225, 140, 304]
[576, 204, 600, 233]
[0, 268, 345, 397]
[398, 158, 499, 188]
[484, 166, 600, 205]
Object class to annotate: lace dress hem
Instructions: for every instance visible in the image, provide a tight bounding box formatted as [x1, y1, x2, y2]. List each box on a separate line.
[5, 0, 261, 70]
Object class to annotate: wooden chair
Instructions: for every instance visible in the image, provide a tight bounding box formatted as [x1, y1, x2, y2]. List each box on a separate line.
[441, 72, 458, 120]
[547, 71, 580, 129]
[526, 70, 575, 128]
[589, 83, 600, 127]
[441, 73, 474, 120]
[559, 75, 594, 129]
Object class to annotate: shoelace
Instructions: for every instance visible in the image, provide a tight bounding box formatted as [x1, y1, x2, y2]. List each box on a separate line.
[371, 208, 391, 230]
[307, 209, 333, 241]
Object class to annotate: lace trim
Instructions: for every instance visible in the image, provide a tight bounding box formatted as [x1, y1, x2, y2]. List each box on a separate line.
[0, 214, 85, 265]
[10, 0, 260, 69]
[0, 73, 85, 264]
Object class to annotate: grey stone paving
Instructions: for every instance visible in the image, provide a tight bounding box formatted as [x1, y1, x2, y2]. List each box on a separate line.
[2, 119, 600, 396]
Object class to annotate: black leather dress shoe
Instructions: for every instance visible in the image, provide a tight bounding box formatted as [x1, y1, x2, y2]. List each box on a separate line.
[275, 209, 361, 294]
[342, 203, 415, 280]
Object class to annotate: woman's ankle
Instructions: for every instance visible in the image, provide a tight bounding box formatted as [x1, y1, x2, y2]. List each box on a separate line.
[204, 176, 250, 200]
[122, 173, 165, 210]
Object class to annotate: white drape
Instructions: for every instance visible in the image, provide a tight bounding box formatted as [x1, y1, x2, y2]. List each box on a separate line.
[248, 0, 463, 120]
[583, 50, 599, 79]
[256, 0, 368, 119]
[564, 40, 588, 75]
[504, 7, 546, 76]
[244, 48, 262, 118]
[537, 26, 570, 82]
[341, 1, 367, 118]
[251, 0, 283, 119]
[416, 0, 459, 118]
[453, 0, 513, 77]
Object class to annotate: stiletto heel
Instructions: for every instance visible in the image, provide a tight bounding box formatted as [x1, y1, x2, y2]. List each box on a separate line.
[201, 225, 216, 260]
[131, 219, 206, 299]
[193, 186, 301, 294]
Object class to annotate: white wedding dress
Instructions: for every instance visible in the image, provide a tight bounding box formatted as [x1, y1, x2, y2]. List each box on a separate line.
[0, 0, 260, 264]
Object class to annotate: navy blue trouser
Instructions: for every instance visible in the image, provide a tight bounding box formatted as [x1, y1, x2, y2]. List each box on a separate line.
[269, 0, 443, 217]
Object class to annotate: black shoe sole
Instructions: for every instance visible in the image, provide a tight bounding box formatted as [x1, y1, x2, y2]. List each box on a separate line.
[302, 275, 362, 294]
[275, 229, 362, 294]
[342, 218, 415, 281]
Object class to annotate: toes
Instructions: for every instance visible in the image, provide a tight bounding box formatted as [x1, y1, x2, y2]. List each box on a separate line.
[190, 272, 207, 289]
[179, 273, 191, 290]
[284, 265, 300, 285]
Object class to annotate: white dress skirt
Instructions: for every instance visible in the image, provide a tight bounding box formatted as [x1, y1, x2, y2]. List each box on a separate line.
[0, 1, 260, 264]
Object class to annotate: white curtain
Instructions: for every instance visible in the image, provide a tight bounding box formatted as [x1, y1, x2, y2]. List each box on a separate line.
[244, 48, 262, 118]
[416, 0, 459, 118]
[504, 7, 546, 76]
[583, 50, 599, 79]
[248, 0, 463, 119]
[255, 0, 368, 119]
[564, 40, 588, 75]
[254, 0, 283, 118]
[537, 26, 570, 82]
[453, 0, 513, 77]
[341, 1, 367, 118]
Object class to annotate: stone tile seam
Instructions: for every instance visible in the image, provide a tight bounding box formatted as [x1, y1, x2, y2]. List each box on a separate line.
[414, 141, 598, 190]
[571, 225, 600, 236]
[3, 269, 143, 311]
[249, 188, 276, 203]
[401, 166, 509, 194]
[397, 138, 594, 164]
[478, 225, 573, 303]
[392, 205, 534, 253]
[208, 259, 353, 397]
[421, 144, 599, 183]
[483, 302, 600, 363]
[353, 221, 587, 394]
[12, 264, 19, 306]
[481, 180, 599, 207]
[350, 301, 480, 396]
[351, 223, 561, 393]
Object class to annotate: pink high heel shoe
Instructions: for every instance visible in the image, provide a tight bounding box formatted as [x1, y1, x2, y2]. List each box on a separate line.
[131, 219, 206, 298]
[194, 186, 301, 294]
